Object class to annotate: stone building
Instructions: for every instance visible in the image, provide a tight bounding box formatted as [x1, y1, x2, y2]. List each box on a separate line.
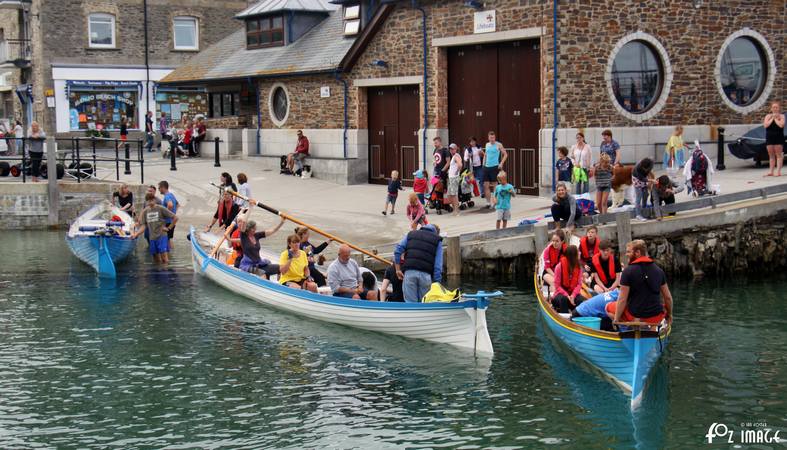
[0, 0, 248, 136]
[161, 0, 786, 191]
[0, 0, 31, 129]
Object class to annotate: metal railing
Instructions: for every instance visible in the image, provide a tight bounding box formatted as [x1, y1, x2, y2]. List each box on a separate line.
[0, 136, 146, 184]
[458, 182, 787, 243]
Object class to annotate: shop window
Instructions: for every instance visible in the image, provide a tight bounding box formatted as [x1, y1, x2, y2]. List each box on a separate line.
[173, 17, 199, 50]
[344, 5, 360, 36]
[155, 90, 208, 123]
[610, 40, 663, 114]
[718, 34, 770, 109]
[246, 16, 284, 49]
[209, 92, 240, 117]
[88, 13, 115, 48]
[269, 84, 289, 126]
[69, 90, 137, 130]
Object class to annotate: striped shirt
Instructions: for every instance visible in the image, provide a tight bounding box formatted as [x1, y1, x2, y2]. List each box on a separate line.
[594, 167, 613, 189]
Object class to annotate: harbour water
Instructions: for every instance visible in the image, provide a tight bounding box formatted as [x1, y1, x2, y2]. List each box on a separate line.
[1, 231, 785, 448]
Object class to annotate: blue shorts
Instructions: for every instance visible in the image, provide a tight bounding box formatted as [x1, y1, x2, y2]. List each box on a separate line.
[149, 235, 169, 255]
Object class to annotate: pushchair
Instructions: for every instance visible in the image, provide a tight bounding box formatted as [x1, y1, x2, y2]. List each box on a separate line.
[458, 170, 477, 210]
[427, 177, 452, 214]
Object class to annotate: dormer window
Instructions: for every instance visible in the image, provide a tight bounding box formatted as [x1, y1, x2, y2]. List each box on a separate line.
[343, 5, 360, 36]
[246, 16, 284, 49]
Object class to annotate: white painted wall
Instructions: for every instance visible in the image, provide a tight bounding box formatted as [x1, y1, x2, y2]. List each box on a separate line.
[51, 66, 173, 134]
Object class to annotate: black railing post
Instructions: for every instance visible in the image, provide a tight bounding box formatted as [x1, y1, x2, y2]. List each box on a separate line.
[115, 141, 120, 180]
[214, 137, 221, 167]
[21, 138, 26, 183]
[170, 136, 177, 171]
[75, 139, 81, 183]
[91, 137, 97, 179]
[124, 142, 131, 175]
[716, 127, 726, 171]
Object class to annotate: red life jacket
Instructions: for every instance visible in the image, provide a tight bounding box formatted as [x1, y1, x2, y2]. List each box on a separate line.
[545, 243, 566, 270]
[560, 256, 581, 291]
[230, 228, 242, 251]
[580, 236, 599, 262]
[592, 253, 616, 286]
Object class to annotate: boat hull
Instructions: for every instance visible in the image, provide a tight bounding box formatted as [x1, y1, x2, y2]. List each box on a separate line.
[66, 234, 137, 277]
[190, 228, 494, 355]
[535, 274, 669, 408]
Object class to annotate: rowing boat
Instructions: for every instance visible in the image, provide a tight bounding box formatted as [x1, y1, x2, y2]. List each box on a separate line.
[65, 202, 137, 278]
[189, 227, 501, 355]
[534, 246, 670, 409]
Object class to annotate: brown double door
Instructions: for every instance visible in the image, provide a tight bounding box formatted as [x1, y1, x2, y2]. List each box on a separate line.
[368, 85, 420, 186]
[448, 40, 541, 195]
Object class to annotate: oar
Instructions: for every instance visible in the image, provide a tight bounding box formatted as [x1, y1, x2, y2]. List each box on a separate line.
[210, 183, 391, 266]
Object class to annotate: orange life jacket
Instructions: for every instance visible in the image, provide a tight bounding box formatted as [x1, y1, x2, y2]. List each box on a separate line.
[592, 253, 616, 286]
[580, 236, 599, 262]
[545, 243, 566, 270]
[630, 256, 654, 265]
[560, 256, 581, 291]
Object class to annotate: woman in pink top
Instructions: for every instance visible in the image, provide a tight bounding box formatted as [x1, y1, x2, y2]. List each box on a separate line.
[571, 132, 592, 195]
[406, 193, 428, 230]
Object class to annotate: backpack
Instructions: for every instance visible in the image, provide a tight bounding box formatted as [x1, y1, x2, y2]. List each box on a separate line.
[576, 198, 596, 215]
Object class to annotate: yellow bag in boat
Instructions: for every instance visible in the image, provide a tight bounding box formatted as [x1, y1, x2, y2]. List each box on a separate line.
[422, 282, 461, 303]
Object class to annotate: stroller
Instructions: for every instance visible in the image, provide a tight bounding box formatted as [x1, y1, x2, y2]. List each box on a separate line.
[427, 177, 452, 214]
[458, 170, 478, 210]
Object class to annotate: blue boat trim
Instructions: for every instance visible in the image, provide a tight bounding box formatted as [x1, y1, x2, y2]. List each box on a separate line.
[190, 227, 495, 311]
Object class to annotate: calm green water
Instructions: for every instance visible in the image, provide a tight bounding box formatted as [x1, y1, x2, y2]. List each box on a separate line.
[1, 232, 785, 449]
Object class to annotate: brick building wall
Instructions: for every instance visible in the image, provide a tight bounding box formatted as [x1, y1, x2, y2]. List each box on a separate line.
[257, 74, 352, 130]
[30, 0, 247, 133]
[0, 8, 24, 122]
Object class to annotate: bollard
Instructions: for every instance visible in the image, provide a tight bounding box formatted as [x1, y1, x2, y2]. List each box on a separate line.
[445, 235, 462, 276]
[716, 127, 726, 171]
[170, 137, 177, 171]
[615, 212, 632, 266]
[124, 143, 131, 175]
[534, 222, 549, 255]
[214, 136, 221, 167]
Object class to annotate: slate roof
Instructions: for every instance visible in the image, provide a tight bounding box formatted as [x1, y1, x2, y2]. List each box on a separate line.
[160, 8, 352, 83]
[236, 0, 335, 18]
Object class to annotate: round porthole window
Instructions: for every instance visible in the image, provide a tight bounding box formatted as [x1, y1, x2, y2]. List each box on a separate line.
[268, 83, 290, 126]
[606, 32, 672, 122]
[715, 29, 776, 114]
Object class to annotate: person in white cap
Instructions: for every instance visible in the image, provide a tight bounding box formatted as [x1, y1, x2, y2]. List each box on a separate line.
[446, 143, 464, 216]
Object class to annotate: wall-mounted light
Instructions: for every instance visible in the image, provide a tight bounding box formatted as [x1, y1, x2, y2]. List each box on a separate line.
[465, 0, 484, 10]
[371, 59, 388, 68]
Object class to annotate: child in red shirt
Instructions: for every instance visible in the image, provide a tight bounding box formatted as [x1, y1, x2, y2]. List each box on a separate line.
[413, 169, 429, 206]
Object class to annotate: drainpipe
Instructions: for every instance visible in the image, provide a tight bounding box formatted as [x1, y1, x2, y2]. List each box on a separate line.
[334, 70, 349, 159]
[248, 77, 261, 155]
[143, 0, 150, 116]
[412, 0, 428, 170]
[551, 0, 559, 192]
[288, 11, 294, 43]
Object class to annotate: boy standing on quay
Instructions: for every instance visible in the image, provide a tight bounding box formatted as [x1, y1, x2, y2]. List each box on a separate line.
[492, 171, 515, 229]
[382, 170, 403, 215]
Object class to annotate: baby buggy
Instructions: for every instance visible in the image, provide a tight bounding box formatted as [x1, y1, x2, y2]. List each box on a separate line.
[458, 170, 477, 210]
[427, 177, 452, 214]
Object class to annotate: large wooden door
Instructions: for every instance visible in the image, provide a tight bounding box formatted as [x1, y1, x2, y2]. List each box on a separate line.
[448, 39, 540, 195]
[368, 85, 420, 185]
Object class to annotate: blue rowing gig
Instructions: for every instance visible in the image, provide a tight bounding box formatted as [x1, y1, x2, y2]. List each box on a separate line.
[535, 259, 670, 409]
[66, 202, 138, 278]
[190, 227, 501, 355]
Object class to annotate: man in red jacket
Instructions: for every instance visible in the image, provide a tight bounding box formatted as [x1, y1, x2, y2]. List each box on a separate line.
[287, 130, 310, 174]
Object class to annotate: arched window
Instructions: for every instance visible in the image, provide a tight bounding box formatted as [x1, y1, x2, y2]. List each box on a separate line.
[268, 83, 290, 127]
[715, 29, 776, 114]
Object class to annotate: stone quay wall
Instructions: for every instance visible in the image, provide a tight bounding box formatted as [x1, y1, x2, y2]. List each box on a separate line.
[0, 182, 146, 230]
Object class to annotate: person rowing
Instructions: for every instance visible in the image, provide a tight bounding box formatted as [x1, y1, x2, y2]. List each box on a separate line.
[239, 213, 287, 279]
[279, 234, 318, 292]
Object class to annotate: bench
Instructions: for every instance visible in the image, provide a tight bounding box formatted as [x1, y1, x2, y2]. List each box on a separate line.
[249, 155, 368, 185]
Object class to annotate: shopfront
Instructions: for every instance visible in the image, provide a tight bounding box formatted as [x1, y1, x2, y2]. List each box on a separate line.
[66, 80, 141, 131]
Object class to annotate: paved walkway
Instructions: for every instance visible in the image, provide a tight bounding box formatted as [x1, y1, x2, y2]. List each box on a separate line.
[107, 156, 787, 252]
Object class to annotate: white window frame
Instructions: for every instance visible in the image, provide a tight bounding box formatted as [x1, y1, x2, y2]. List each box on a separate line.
[173, 16, 199, 51]
[268, 82, 290, 127]
[714, 28, 776, 115]
[88, 13, 116, 49]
